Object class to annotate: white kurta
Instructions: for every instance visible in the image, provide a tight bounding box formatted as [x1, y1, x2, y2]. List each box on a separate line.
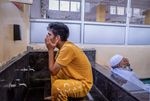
[111, 68, 150, 92]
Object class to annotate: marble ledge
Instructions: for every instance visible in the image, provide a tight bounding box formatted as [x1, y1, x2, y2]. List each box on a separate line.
[0, 51, 28, 73]
[93, 63, 150, 101]
[0, 48, 96, 73]
[27, 46, 96, 52]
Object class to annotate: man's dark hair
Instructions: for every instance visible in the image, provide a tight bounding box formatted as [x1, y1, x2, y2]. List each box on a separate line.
[47, 22, 69, 41]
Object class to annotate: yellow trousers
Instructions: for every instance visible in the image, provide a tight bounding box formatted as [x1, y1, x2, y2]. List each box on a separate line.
[51, 71, 89, 101]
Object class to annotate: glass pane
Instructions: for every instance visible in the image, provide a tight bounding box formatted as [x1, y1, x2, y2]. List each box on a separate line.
[47, 0, 81, 20]
[30, 22, 81, 43]
[110, 6, 116, 15]
[49, 0, 59, 10]
[71, 1, 80, 12]
[133, 8, 140, 16]
[60, 1, 69, 11]
[30, 0, 81, 20]
[130, 0, 150, 25]
[84, 25, 125, 44]
[85, 0, 127, 24]
[117, 6, 125, 15]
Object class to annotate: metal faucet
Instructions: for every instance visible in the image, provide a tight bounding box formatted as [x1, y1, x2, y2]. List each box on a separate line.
[3, 79, 27, 88]
[28, 68, 35, 72]
[15, 68, 35, 72]
[15, 66, 35, 72]
[9, 83, 27, 88]
[0, 79, 5, 82]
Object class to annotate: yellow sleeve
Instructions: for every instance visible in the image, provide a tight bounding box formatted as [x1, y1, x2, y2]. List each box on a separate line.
[56, 46, 75, 66]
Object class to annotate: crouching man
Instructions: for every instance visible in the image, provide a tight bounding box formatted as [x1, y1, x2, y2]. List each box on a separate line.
[45, 22, 93, 101]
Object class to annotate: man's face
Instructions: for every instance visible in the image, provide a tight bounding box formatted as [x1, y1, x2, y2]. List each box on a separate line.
[48, 31, 57, 43]
[119, 58, 130, 68]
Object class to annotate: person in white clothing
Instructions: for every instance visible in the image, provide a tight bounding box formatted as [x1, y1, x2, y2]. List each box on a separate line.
[109, 54, 150, 92]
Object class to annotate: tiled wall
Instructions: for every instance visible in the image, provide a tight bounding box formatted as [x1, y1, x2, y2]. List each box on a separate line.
[0, 53, 29, 101]
[93, 67, 139, 101]
[1, 49, 148, 101]
[0, 49, 96, 101]
[93, 63, 150, 101]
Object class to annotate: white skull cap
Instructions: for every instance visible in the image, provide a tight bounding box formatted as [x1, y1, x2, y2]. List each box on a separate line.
[109, 54, 123, 67]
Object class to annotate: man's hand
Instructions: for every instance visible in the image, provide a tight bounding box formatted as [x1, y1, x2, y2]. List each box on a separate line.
[45, 35, 59, 50]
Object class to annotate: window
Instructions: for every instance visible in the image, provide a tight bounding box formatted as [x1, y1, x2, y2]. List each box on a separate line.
[117, 6, 125, 15]
[85, 0, 127, 23]
[133, 8, 140, 16]
[71, 1, 80, 12]
[46, 0, 81, 20]
[110, 6, 117, 15]
[49, 0, 59, 10]
[49, 0, 80, 12]
[131, 0, 150, 24]
[60, 1, 69, 11]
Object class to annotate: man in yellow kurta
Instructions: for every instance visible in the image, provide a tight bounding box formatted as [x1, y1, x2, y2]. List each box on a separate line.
[45, 22, 93, 101]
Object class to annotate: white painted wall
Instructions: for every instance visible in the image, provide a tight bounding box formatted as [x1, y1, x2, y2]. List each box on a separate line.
[0, 0, 29, 64]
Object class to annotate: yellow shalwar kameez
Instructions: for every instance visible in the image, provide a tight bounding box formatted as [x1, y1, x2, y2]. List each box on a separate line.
[51, 41, 93, 101]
